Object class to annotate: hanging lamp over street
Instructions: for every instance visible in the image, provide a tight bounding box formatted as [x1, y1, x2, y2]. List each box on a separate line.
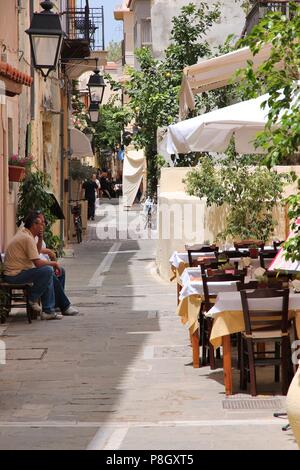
[26, 0, 64, 79]
[88, 101, 100, 123]
[87, 69, 106, 104]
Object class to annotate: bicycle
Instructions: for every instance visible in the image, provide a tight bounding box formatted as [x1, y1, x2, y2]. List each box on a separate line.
[70, 200, 83, 243]
[142, 197, 156, 230]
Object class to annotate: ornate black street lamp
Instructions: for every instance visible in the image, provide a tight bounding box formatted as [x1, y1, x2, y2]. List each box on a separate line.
[87, 68, 106, 104]
[26, 0, 64, 79]
[88, 101, 100, 123]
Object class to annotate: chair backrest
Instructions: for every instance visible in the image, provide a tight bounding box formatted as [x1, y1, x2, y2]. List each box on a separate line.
[237, 281, 258, 291]
[199, 260, 224, 274]
[186, 244, 219, 267]
[259, 249, 277, 269]
[222, 249, 250, 259]
[202, 272, 245, 312]
[240, 288, 289, 336]
[273, 240, 284, 252]
[0, 253, 4, 280]
[234, 240, 264, 250]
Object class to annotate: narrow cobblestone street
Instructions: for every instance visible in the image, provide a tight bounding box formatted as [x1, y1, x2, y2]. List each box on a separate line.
[0, 203, 297, 450]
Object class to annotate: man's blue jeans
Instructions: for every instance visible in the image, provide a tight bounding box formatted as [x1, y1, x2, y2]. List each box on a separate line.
[53, 269, 70, 311]
[57, 267, 65, 290]
[5, 266, 55, 313]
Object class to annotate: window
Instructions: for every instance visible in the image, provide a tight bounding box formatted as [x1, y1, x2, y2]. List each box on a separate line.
[141, 18, 152, 46]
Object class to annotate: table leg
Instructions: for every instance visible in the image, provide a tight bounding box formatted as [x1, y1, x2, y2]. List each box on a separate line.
[192, 330, 200, 368]
[177, 282, 181, 305]
[223, 335, 232, 395]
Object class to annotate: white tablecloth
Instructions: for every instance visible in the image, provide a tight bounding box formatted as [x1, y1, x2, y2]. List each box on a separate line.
[179, 268, 239, 301]
[206, 290, 300, 318]
[169, 248, 270, 269]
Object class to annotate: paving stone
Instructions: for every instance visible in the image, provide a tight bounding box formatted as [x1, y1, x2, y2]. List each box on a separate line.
[0, 204, 298, 450]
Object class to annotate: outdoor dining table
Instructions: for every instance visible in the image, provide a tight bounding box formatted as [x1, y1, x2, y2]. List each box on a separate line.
[169, 249, 252, 304]
[205, 290, 300, 395]
[177, 267, 241, 368]
[169, 251, 213, 304]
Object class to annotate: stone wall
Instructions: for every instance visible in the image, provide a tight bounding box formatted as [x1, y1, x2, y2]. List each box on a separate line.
[151, 0, 245, 59]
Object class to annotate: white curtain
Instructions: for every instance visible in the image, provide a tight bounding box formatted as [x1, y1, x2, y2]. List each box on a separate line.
[123, 149, 145, 207]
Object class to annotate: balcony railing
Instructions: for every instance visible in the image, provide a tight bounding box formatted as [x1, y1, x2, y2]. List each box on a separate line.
[243, 1, 300, 36]
[66, 6, 105, 51]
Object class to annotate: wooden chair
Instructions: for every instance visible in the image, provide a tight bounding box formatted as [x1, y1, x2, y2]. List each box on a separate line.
[223, 249, 250, 259]
[185, 244, 218, 267]
[234, 240, 265, 250]
[273, 240, 284, 252]
[0, 254, 33, 324]
[201, 272, 245, 369]
[239, 288, 293, 396]
[259, 249, 277, 269]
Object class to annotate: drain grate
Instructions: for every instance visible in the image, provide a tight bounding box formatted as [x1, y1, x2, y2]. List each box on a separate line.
[223, 398, 284, 410]
[6, 348, 47, 361]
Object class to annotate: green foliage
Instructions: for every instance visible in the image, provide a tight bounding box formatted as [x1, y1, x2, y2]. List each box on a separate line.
[236, 3, 300, 167]
[113, 2, 222, 195]
[236, 3, 300, 260]
[71, 80, 88, 132]
[69, 160, 94, 182]
[164, 2, 221, 69]
[93, 97, 132, 152]
[107, 40, 122, 62]
[17, 171, 63, 256]
[185, 154, 288, 242]
[282, 187, 300, 262]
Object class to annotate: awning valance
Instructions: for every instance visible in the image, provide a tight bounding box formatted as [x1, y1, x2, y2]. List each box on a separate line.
[70, 128, 93, 160]
[180, 43, 275, 117]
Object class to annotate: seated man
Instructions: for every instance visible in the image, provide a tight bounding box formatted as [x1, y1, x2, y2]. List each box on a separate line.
[36, 212, 78, 316]
[4, 212, 67, 320]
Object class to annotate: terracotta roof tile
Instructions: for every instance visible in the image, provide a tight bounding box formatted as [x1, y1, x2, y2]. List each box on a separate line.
[0, 61, 33, 86]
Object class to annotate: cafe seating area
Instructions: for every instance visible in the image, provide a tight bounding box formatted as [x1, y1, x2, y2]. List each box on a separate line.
[170, 241, 300, 397]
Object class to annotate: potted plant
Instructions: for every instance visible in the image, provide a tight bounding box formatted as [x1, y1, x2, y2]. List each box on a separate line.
[249, 244, 259, 259]
[8, 154, 33, 182]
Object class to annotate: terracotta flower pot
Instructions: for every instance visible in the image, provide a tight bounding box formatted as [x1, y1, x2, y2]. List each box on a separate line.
[8, 165, 26, 182]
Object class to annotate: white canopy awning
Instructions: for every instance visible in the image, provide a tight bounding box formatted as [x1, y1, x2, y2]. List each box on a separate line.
[180, 43, 275, 117]
[70, 128, 94, 160]
[168, 94, 270, 155]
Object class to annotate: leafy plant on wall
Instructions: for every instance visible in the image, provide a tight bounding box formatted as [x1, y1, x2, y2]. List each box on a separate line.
[235, 3, 300, 259]
[184, 152, 290, 243]
[17, 171, 63, 256]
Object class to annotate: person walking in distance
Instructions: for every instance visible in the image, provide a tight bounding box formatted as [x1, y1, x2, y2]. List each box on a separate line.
[82, 173, 99, 221]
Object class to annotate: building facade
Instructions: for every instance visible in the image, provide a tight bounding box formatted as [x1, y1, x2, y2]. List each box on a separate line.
[0, 0, 107, 251]
[0, 0, 33, 251]
[151, 0, 245, 59]
[115, 0, 245, 67]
